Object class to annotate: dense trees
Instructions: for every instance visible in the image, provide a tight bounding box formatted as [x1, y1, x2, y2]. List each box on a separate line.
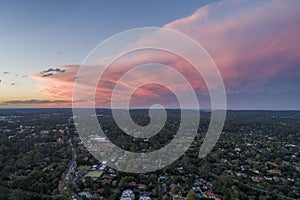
[0, 109, 299, 199]
[0, 109, 73, 198]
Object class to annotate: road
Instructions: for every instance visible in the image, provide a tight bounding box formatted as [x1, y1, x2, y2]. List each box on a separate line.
[158, 177, 164, 200]
[59, 139, 77, 192]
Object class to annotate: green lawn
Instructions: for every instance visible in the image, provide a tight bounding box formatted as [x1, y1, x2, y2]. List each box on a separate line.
[85, 171, 103, 178]
[77, 165, 91, 170]
[80, 170, 103, 182]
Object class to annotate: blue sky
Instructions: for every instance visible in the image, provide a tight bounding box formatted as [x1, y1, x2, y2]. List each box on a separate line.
[0, 0, 220, 105]
[0, 0, 219, 74]
[1, 0, 300, 110]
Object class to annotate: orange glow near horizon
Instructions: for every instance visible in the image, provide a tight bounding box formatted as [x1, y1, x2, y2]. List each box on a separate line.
[1, 0, 300, 109]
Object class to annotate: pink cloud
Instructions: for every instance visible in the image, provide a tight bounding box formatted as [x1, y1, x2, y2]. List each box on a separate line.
[30, 65, 79, 100]
[30, 0, 300, 108]
[165, 0, 300, 92]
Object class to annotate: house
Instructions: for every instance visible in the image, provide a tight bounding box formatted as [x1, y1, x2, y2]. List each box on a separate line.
[78, 192, 92, 199]
[279, 177, 288, 183]
[40, 130, 49, 134]
[138, 184, 147, 191]
[192, 186, 200, 192]
[128, 181, 137, 187]
[139, 194, 151, 200]
[91, 193, 101, 200]
[265, 161, 278, 167]
[248, 195, 256, 200]
[176, 167, 184, 174]
[234, 147, 241, 152]
[101, 178, 112, 185]
[287, 178, 295, 182]
[120, 189, 135, 200]
[251, 169, 260, 174]
[204, 191, 219, 199]
[92, 164, 100, 170]
[235, 172, 247, 178]
[206, 182, 213, 188]
[251, 176, 263, 183]
[267, 169, 281, 175]
[76, 169, 87, 178]
[171, 194, 186, 200]
[225, 170, 233, 175]
[263, 176, 272, 181]
[57, 137, 64, 144]
[273, 176, 280, 182]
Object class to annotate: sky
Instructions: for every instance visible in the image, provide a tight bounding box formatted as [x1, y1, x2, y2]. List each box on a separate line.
[0, 0, 299, 110]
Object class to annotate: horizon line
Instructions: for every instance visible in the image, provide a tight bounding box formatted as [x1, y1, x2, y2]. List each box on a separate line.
[0, 107, 300, 111]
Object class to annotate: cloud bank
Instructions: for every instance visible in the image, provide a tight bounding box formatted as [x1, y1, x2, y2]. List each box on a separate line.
[0, 99, 70, 107]
[30, 0, 300, 109]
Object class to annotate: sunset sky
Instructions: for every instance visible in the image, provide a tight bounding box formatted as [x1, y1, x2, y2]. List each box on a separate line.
[1, 0, 300, 110]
